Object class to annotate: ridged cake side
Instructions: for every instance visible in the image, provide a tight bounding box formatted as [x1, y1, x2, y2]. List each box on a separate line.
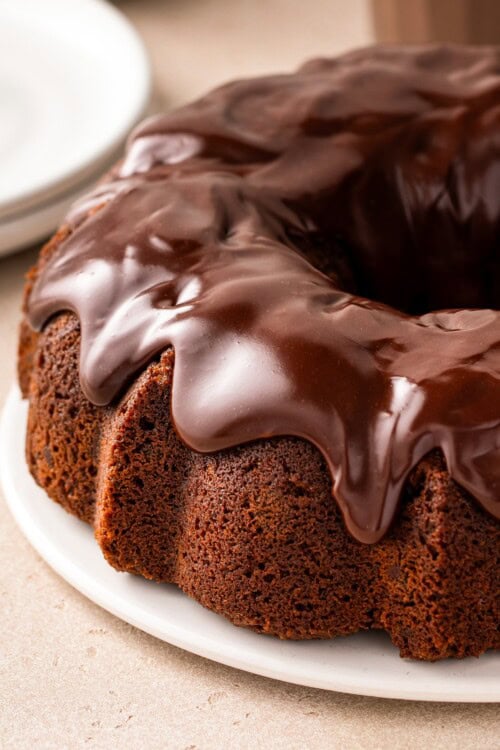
[19, 287, 500, 661]
[17, 44, 500, 661]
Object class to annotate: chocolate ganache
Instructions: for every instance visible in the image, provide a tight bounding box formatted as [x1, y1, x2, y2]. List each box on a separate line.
[28, 45, 500, 543]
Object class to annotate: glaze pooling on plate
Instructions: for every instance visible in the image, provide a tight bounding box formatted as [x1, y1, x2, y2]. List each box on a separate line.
[28, 45, 500, 542]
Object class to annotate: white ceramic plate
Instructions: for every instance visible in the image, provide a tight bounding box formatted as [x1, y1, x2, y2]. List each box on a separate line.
[0, 152, 121, 255]
[0, 0, 150, 225]
[1, 386, 499, 702]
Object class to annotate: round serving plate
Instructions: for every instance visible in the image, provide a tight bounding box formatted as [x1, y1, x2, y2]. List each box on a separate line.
[0, 152, 121, 255]
[1, 386, 499, 702]
[0, 0, 150, 254]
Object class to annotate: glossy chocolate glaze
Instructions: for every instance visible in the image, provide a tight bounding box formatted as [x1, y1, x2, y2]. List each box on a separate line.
[28, 45, 500, 542]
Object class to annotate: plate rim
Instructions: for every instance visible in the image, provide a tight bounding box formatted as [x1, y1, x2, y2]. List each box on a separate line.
[0, 148, 123, 257]
[0, 0, 151, 219]
[1, 384, 499, 702]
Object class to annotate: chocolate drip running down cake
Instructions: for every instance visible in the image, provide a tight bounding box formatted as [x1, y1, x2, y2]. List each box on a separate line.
[19, 45, 500, 660]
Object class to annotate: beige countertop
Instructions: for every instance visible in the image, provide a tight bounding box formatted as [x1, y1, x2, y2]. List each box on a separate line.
[1, 2, 499, 747]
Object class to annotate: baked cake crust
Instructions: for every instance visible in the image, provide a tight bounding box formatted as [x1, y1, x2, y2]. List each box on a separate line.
[18, 311, 500, 659]
[19, 45, 500, 660]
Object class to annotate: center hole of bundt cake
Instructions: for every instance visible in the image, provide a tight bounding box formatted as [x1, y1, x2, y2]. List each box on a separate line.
[304, 234, 499, 316]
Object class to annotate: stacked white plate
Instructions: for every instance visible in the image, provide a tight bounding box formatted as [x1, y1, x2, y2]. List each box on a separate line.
[0, 0, 151, 256]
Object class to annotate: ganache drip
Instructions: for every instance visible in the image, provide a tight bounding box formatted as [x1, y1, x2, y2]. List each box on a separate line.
[28, 45, 500, 542]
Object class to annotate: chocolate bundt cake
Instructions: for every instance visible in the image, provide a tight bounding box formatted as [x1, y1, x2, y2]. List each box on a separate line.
[19, 45, 500, 660]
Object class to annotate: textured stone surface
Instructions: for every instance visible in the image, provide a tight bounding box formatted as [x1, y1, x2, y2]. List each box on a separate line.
[1, 2, 499, 747]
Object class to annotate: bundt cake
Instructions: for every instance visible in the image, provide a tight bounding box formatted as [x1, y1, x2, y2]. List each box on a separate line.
[18, 44, 500, 660]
